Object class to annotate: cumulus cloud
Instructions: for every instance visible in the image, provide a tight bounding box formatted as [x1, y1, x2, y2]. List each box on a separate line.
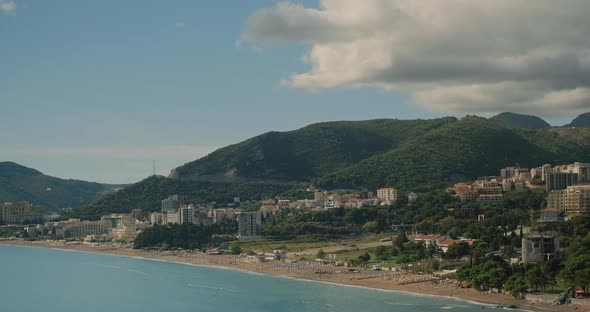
[242, 0, 590, 116]
[0, 1, 16, 13]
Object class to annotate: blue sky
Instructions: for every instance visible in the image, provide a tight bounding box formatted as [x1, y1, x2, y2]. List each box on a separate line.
[0, 1, 583, 183]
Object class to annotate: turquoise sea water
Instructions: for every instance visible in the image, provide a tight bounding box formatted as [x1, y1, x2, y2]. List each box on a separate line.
[0, 245, 496, 312]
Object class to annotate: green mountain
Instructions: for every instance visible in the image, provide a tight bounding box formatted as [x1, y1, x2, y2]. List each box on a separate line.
[315, 117, 590, 190]
[567, 112, 590, 128]
[67, 176, 304, 220]
[0, 162, 122, 211]
[170, 118, 455, 182]
[490, 112, 551, 129]
[73, 116, 590, 219]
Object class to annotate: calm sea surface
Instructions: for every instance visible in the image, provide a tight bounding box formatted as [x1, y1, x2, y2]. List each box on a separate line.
[0, 245, 495, 312]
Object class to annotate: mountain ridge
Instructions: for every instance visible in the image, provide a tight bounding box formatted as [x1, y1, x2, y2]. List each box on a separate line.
[69, 115, 590, 219]
[0, 161, 123, 210]
[489, 112, 551, 129]
[170, 117, 456, 183]
[315, 117, 590, 190]
[567, 112, 590, 128]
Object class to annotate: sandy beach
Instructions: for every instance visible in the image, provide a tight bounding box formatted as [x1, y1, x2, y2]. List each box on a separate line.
[0, 240, 584, 312]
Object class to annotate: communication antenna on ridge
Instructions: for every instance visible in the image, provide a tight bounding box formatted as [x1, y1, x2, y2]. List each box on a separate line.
[153, 160, 156, 176]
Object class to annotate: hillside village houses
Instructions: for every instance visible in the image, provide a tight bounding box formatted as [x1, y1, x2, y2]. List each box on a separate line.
[139, 186, 403, 240]
[4, 161, 589, 246]
[449, 162, 590, 214]
[444, 161, 589, 266]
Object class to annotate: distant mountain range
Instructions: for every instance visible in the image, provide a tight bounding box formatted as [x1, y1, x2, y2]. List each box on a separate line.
[489, 112, 551, 129]
[568, 112, 590, 128]
[489, 111, 590, 129]
[66, 112, 590, 219]
[0, 162, 123, 211]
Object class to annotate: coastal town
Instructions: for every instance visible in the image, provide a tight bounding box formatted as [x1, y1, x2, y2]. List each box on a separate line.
[3, 2, 590, 311]
[2, 162, 588, 239]
[1, 161, 590, 310]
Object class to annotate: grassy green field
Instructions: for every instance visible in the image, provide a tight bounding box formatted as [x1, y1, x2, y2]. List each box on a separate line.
[230, 234, 391, 253]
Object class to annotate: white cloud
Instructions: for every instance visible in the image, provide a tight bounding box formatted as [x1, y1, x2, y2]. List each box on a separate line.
[0, 1, 16, 13]
[243, 0, 590, 117]
[175, 21, 185, 28]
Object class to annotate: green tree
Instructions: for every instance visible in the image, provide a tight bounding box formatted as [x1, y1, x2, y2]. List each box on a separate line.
[470, 241, 489, 266]
[358, 252, 371, 263]
[560, 254, 590, 293]
[394, 232, 409, 250]
[363, 221, 378, 233]
[541, 259, 560, 289]
[525, 265, 547, 292]
[230, 245, 242, 255]
[316, 249, 326, 259]
[446, 241, 470, 259]
[374, 245, 389, 261]
[428, 258, 441, 271]
[504, 273, 528, 298]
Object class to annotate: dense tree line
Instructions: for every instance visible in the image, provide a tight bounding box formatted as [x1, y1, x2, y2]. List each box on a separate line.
[133, 220, 237, 250]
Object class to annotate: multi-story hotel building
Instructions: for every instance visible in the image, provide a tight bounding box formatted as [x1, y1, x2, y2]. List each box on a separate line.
[546, 172, 579, 190]
[179, 206, 195, 224]
[237, 212, 261, 240]
[376, 187, 398, 205]
[548, 185, 590, 214]
[63, 220, 109, 238]
[0, 202, 44, 224]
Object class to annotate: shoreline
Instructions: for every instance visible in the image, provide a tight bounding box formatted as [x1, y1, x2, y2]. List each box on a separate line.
[0, 240, 577, 312]
[4, 243, 499, 308]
